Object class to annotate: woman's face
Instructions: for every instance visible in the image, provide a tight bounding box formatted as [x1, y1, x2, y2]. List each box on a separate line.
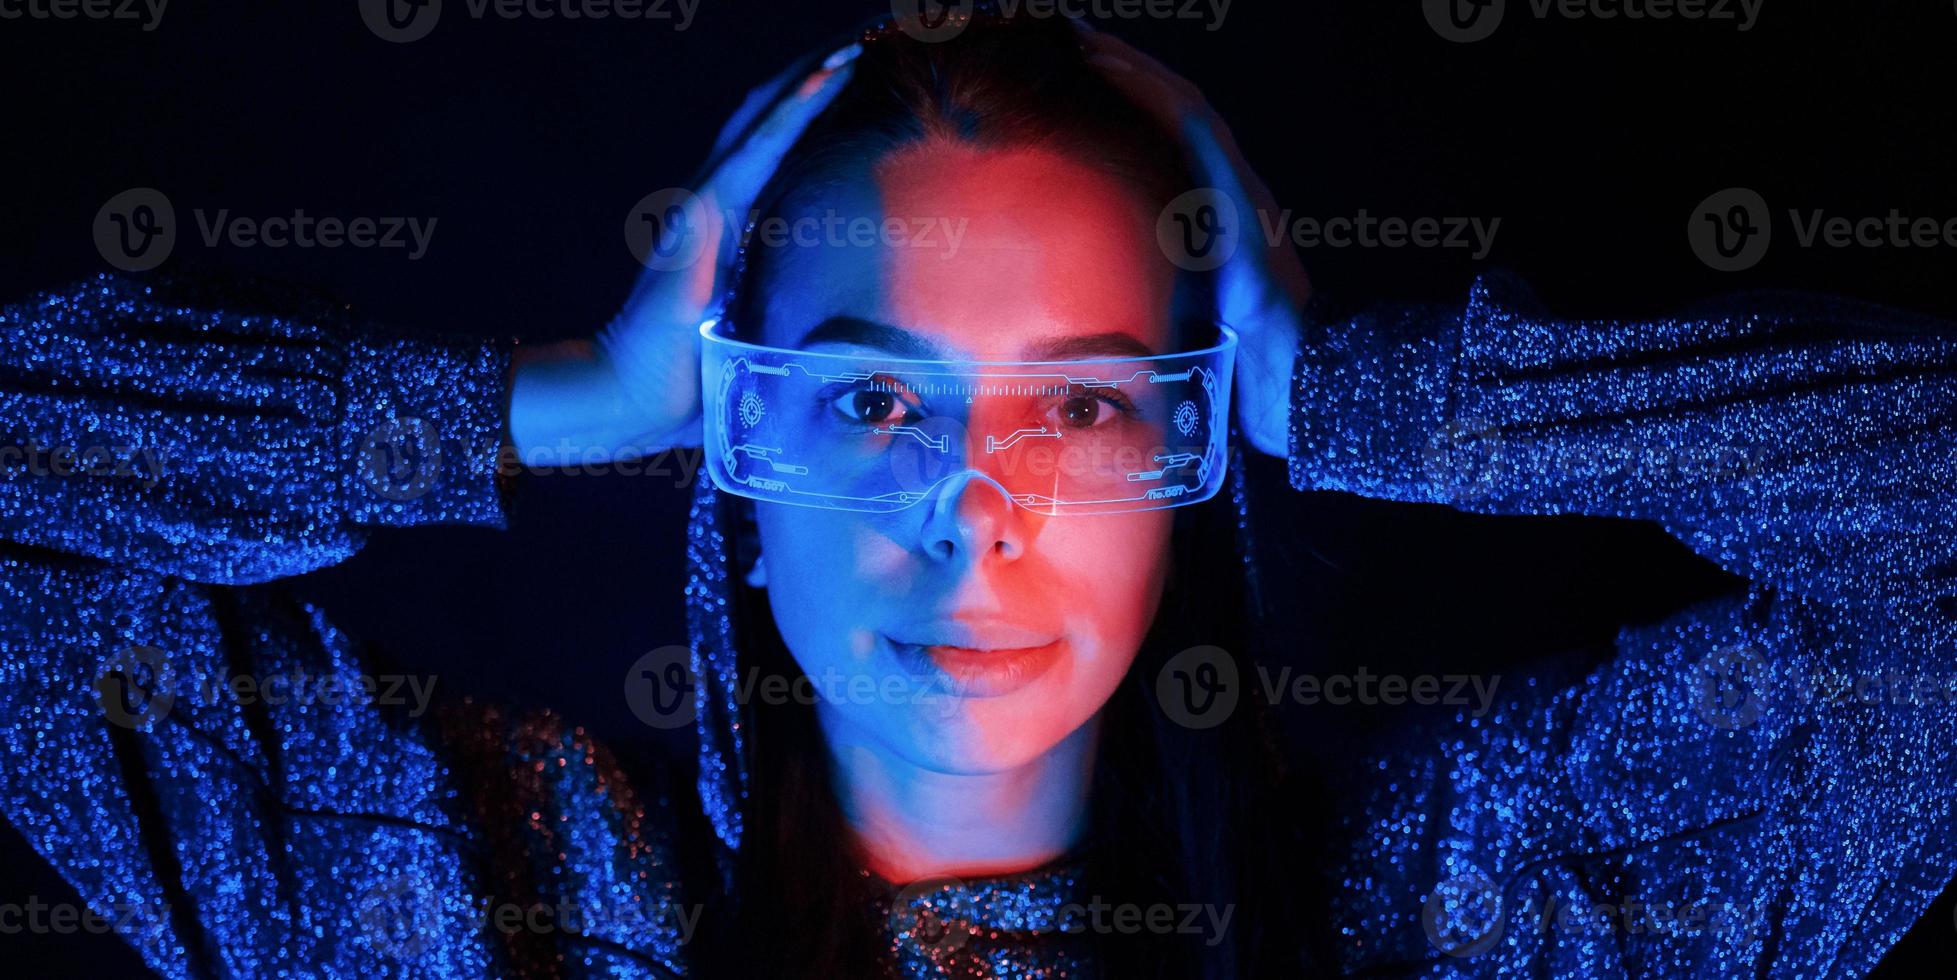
[751, 142, 1180, 775]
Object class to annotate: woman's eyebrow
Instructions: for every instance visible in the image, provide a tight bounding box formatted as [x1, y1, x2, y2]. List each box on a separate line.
[796, 317, 942, 358]
[1023, 332, 1157, 361]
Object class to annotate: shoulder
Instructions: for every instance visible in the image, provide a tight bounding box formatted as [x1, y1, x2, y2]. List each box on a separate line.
[0, 555, 695, 976]
[1324, 587, 1957, 975]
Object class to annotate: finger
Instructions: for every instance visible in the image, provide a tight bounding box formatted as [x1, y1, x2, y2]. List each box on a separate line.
[643, 44, 858, 316]
[708, 42, 862, 159]
[1185, 118, 1310, 317]
[697, 43, 860, 218]
[709, 56, 821, 159]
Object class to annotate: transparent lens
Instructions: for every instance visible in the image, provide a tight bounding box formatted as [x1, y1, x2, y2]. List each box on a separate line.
[702, 321, 1235, 515]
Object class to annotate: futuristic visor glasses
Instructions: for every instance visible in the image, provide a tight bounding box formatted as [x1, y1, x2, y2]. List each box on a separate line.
[700, 318, 1237, 515]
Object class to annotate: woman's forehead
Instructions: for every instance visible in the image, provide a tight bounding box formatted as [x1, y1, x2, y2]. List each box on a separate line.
[756, 143, 1177, 360]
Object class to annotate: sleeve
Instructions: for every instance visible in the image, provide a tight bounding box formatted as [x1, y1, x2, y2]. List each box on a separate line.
[0, 273, 514, 585]
[1295, 274, 1957, 976]
[1287, 272, 1957, 611]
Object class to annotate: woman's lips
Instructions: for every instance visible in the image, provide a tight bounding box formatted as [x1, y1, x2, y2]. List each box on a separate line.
[884, 624, 1065, 699]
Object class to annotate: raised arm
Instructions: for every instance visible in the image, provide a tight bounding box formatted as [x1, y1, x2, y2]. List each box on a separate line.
[1289, 274, 1957, 610]
[0, 273, 512, 584]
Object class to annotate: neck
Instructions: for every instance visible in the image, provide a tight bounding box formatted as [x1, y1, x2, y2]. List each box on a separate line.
[819, 711, 1101, 884]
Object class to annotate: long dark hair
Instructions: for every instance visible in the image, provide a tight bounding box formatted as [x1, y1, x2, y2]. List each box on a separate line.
[698, 11, 1325, 977]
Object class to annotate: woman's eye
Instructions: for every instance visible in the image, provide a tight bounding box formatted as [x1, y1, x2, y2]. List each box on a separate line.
[833, 388, 906, 425]
[1057, 394, 1112, 429]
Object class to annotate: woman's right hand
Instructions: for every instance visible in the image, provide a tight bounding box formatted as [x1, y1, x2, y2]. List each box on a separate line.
[509, 43, 860, 464]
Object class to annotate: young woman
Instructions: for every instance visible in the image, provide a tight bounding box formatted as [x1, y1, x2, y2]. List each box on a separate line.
[3, 9, 1953, 979]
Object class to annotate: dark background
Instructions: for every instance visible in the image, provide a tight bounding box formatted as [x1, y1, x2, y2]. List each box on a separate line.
[3, 0, 1952, 974]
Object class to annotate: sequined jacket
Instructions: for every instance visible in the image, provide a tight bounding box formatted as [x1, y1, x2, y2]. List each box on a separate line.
[1, 273, 1952, 978]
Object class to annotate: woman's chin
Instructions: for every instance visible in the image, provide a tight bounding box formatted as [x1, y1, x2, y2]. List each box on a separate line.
[887, 688, 1095, 775]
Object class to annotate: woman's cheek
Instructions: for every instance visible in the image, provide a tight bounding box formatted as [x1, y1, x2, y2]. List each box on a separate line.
[756, 506, 881, 676]
[1049, 510, 1174, 677]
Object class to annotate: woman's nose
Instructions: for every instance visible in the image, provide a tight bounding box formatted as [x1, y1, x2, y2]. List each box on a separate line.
[919, 471, 1026, 565]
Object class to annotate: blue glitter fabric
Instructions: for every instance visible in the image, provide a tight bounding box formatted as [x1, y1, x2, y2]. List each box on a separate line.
[1294, 274, 1957, 976]
[2, 271, 1953, 977]
[0, 275, 690, 977]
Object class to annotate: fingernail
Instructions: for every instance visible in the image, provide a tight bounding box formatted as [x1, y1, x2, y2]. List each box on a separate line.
[823, 43, 862, 72]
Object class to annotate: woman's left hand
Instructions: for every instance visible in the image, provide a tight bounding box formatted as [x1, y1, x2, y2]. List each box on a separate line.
[1079, 27, 1308, 458]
